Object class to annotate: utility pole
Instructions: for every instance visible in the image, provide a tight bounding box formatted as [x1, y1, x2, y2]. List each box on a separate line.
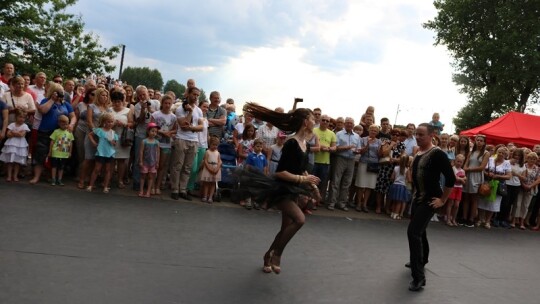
[394, 104, 400, 126]
[118, 44, 126, 80]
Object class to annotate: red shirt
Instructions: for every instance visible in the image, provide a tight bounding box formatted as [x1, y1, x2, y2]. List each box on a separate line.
[0, 76, 10, 85]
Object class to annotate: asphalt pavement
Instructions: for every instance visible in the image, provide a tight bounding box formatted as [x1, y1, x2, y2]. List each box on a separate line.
[1, 182, 540, 304]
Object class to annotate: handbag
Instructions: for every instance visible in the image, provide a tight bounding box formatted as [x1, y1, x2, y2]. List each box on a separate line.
[497, 181, 507, 196]
[121, 128, 134, 147]
[478, 182, 491, 197]
[367, 162, 380, 173]
[486, 179, 499, 202]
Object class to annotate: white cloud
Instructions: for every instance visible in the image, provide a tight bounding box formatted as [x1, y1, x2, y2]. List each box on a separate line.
[210, 37, 465, 133]
[75, 0, 468, 132]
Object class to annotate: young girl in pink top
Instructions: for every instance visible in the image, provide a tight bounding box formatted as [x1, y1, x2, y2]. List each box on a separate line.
[446, 154, 467, 226]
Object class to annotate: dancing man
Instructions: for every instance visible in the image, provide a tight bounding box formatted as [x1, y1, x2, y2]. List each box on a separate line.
[407, 123, 455, 291]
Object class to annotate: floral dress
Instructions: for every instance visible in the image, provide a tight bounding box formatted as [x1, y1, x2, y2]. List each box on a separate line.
[375, 140, 405, 194]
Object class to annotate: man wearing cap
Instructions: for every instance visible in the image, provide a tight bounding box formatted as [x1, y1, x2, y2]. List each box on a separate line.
[170, 86, 204, 201]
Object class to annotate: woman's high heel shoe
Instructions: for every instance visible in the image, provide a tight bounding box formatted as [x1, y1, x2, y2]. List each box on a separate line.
[271, 255, 281, 274]
[263, 251, 273, 273]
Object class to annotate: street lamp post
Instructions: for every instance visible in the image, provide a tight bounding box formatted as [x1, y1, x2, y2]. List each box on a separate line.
[118, 44, 125, 80]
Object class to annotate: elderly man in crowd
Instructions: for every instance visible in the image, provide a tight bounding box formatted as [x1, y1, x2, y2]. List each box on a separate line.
[327, 117, 361, 211]
[206, 91, 226, 140]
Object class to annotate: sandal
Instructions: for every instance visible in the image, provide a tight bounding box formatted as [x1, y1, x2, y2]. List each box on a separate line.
[150, 188, 156, 195]
[271, 255, 281, 274]
[263, 251, 273, 273]
[520, 225, 526, 230]
[118, 182, 126, 189]
[103, 187, 110, 194]
[155, 189, 161, 195]
[86, 186, 93, 192]
[138, 192, 145, 197]
[77, 182, 85, 189]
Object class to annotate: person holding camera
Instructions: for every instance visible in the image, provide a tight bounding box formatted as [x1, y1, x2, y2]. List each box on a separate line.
[132, 85, 160, 190]
[170, 87, 204, 201]
[29, 82, 76, 184]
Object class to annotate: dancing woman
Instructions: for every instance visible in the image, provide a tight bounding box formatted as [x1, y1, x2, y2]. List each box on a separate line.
[241, 103, 321, 274]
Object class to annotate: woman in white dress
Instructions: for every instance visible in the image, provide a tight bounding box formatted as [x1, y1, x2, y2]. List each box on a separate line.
[477, 147, 511, 229]
[111, 90, 133, 188]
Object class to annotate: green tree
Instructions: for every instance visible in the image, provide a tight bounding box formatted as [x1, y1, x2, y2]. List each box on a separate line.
[0, 0, 120, 78]
[163, 80, 185, 99]
[121, 67, 163, 91]
[424, 0, 540, 131]
[199, 88, 207, 103]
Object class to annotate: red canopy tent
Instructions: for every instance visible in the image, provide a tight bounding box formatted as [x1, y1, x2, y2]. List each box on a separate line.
[460, 112, 540, 148]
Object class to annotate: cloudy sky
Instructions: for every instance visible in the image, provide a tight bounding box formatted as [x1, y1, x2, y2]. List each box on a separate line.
[69, 0, 467, 132]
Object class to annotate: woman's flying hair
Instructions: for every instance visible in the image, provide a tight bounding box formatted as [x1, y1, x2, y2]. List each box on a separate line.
[243, 102, 312, 133]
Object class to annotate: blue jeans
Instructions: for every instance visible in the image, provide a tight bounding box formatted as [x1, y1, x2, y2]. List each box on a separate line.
[313, 163, 330, 198]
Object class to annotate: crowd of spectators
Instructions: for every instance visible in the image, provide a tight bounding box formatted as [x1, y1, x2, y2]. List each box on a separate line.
[1, 62, 540, 231]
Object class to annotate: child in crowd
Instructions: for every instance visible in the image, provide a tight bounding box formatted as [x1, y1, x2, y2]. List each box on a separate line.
[0, 109, 30, 182]
[138, 123, 160, 198]
[199, 136, 222, 203]
[388, 154, 411, 220]
[267, 131, 286, 176]
[244, 138, 268, 210]
[429, 112, 445, 135]
[446, 154, 467, 226]
[237, 123, 256, 165]
[48, 115, 74, 186]
[87, 113, 118, 193]
[151, 95, 177, 194]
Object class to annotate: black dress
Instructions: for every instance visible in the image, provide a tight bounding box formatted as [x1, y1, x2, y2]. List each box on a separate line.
[235, 139, 313, 206]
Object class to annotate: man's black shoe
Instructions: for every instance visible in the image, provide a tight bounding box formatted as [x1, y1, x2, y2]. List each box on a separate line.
[405, 261, 428, 268]
[408, 279, 426, 291]
[171, 193, 179, 200]
[179, 192, 192, 201]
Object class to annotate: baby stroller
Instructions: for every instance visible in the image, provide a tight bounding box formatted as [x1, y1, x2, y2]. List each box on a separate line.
[215, 142, 238, 202]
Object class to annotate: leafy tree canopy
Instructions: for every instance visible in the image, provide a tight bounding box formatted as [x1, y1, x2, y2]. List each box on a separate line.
[424, 0, 540, 132]
[163, 79, 185, 100]
[0, 0, 120, 79]
[121, 66, 163, 91]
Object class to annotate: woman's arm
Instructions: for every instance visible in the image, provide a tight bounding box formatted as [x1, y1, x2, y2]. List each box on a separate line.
[155, 145, 160, 169]
[310, 134, 321, 153]
[68, 112, 76, 132]
[127, 108, 135, 129]
[471, 152, 489, 172]
[38, 98, 55, 114]
[87, 106, 95, 129]
[138, 140, 145, 166]
[88, 131, 98, 147]
[0, 109, 7, 140]
[274, 170, 320, 185]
